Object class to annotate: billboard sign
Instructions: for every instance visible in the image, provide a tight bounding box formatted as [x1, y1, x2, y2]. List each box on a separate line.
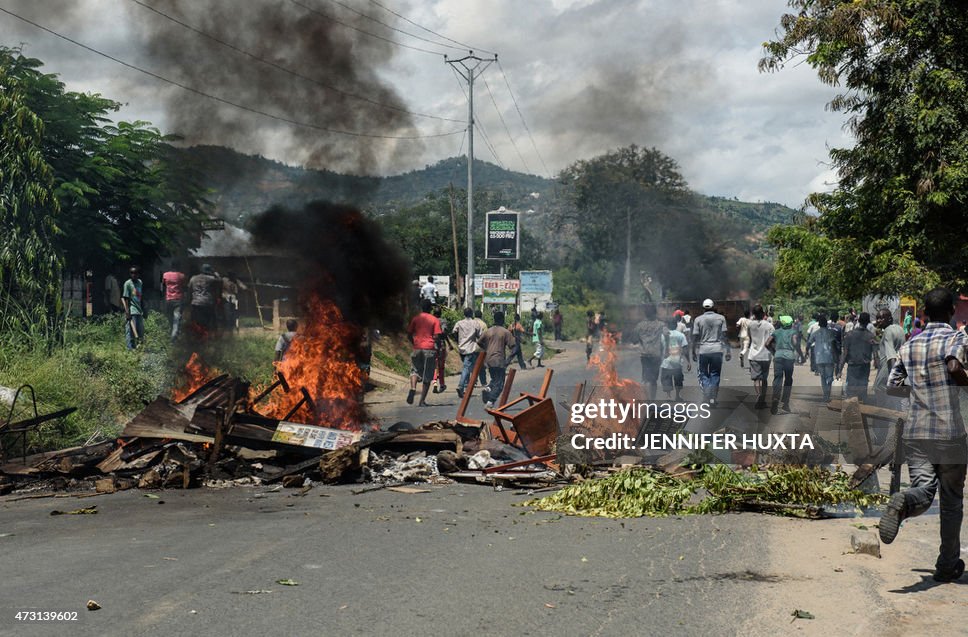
[519, 270, 553, 295]
[485, 210, 520, 260]
[470, 273, 503, 296]
[482, 279, 520, 304]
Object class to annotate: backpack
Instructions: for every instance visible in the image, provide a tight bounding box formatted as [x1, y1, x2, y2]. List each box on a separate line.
[636, 320, 665, 358]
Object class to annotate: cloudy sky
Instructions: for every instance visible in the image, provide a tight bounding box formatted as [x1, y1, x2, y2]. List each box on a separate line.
[0, 0, 850, 207]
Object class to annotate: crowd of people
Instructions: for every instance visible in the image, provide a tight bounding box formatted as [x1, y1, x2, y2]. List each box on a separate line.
[629, 290, 968, 584]
[116, 262, 247, 350]
[404, 298, 548, 409]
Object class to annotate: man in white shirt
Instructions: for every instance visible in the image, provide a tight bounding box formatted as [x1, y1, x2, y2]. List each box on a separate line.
[747, 303, 775, 409]
[420, 276, 437, 304]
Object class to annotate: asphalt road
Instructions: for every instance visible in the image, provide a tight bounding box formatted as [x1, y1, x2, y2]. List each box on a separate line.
[0, 341, 801, 636]
[1, 482, 777, 637]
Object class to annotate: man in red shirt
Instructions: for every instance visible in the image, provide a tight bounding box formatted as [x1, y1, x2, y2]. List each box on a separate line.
[407, 299, 442, 407]
[161, 263, 187, 341]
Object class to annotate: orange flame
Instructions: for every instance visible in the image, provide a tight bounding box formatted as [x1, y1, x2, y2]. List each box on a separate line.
[589, 331, 639, 392]
[171, 352, 212, 402]
[257, 294, 366, 430]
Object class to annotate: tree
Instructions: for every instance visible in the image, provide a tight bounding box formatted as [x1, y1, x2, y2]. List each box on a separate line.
[558, 145, 760, 301]
[377, 187, 544, 282]
[762, 1, 968, 297]
[0, 59, 62, 337]
[0, 48, 212, 275]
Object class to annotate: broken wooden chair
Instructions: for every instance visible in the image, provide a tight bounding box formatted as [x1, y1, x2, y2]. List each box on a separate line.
[485, 368, 558, 457]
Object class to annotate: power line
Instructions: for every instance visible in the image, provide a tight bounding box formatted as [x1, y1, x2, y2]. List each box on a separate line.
[0, 6, 463, 140]
[288, 0, 448, 57]
[497, 60, 550, 176]
[475, 123, 505, 169]
[482, 74, 530, 173]
[326, 0, 466, 53]
[367, 0, 495, 55]
[127, 0, 462, 123]
[449, 65, 503, 168]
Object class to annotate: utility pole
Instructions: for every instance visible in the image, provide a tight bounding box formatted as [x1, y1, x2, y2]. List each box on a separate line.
[446, 52, 497, 308]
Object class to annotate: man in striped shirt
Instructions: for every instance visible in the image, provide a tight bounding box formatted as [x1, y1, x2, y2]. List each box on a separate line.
[882, 288, 968, 582]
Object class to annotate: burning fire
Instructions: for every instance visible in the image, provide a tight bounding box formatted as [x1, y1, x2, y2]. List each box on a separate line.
[258, 294, 366, 430]
[589, 331, 639, 391]
[172, 352, 212, 402]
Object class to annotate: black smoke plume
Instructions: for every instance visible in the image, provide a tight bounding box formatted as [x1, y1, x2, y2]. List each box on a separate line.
[126, 0, 418, 174]
[248, 201, 411, 330]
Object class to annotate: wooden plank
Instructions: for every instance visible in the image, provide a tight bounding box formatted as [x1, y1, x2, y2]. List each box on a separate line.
[826, 399, 905, 421]
[121, 397, 212, 443]
[455, 352, 486, 425]
[842, 397, 873, 457]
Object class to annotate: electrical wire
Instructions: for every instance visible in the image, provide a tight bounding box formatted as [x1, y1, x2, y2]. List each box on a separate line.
[127, 0, 462, 123]
[482, 73, 530, 173]
[449, 65, 504, 169]
[326, 0, 466, 53]
[497, 60, 550, 176]
[367, 0, 495, 55]
[288, 0, 448, 57]
[0, 5, 464, 140]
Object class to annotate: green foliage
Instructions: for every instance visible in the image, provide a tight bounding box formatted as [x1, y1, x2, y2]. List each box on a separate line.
[557, 146, 775, 299]
[377, 187, 544, 281]
[0, 54, 62, 337]
[522, 465, 885, 518]
[0, 315, 278, 451]
[0, 47, 212, 275]
[762, 1, 968, 296]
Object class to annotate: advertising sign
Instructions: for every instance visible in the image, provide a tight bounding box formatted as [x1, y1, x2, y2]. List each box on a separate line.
[470, 273, 503, 296]
[519, 270, 553, 295]
[482, 279, 520, 304]
[271, 423, 362, 450]
[485, 210, 520, 260]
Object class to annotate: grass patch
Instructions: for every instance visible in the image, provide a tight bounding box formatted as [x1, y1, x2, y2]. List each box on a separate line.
[0, 314, 279, 453]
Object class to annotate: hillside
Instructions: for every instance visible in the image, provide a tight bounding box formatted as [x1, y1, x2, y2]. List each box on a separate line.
[176, 145, 554, 224]
[177, 145, 796, 235]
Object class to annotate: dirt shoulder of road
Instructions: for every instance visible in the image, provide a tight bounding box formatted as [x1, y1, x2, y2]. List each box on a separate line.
[743, 476, 968, 636]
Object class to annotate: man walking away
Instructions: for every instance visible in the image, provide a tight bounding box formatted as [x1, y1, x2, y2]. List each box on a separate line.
[585, 310, 598, 362]
[767, 315, 802, 413]
[806, 314, 820, 374]
[474, 310, 488, 384]
[452, 308, 482, 398]
[477, 310, 516, 408]
[122, 266, 144, 350]
[528, 311, 545, 368]
[691, 299, 731, 405]
[275, 319, 298, 362]
[431, 307, 449, 394]
[189, 264, 221, 335]
[631, 303, 666, 399]
[874, 308, 906, 394]
[807, 315, 840, 402]
[420, 276, 437, 304]
[736, 310, 751, 368]
[508, 313, 528, 370]
[747, 304, 774, 409]
[161, 264, 186, 341]
[407, 299, 442, 407]
[883, 288, 968, 582]
[552, 309, 563, 341]
[840, 311, 876, 401]
[660, 317, 690, 401]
